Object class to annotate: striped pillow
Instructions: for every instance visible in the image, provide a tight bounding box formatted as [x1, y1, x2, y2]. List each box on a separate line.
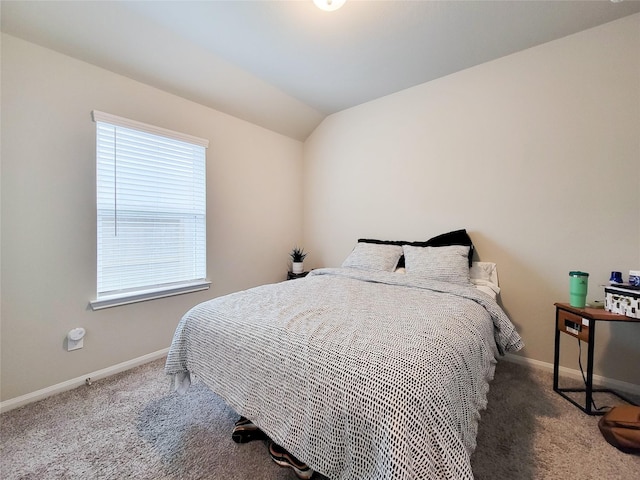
[403, 244, 471, 284]
[342, 242, 403, 272]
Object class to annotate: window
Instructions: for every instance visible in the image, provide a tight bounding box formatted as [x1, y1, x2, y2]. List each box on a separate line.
[90, 111, 209, 310]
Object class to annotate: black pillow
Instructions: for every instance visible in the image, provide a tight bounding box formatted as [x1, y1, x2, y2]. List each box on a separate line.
[357, 238, 406, 246]
[358, 229, 474, 267]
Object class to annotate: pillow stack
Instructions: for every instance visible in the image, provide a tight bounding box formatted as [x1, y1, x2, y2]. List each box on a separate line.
[341, 229, 475, 284]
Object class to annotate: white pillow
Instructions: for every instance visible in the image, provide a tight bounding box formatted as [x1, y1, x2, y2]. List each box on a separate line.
[470, 261, 500, 295]
[342, 242, 403, 272]
[403, 244, 471, 284]
[470, 262, 498, 286]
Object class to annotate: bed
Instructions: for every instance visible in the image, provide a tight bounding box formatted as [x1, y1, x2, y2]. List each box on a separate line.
[165, 231, 523, 479]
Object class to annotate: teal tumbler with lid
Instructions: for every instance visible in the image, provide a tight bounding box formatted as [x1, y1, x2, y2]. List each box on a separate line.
[569, 271, 589, 308]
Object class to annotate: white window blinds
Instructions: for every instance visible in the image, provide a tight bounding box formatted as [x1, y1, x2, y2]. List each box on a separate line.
[91, 111, 209, 309]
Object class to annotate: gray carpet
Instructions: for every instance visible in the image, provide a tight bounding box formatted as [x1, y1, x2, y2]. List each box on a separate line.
[1, 358, 638, 479]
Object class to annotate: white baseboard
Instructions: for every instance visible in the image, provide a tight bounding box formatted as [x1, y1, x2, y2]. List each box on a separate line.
[2, 349, 637, 414]
[503, 353, 640, 397]
[0, 348, 169, 414]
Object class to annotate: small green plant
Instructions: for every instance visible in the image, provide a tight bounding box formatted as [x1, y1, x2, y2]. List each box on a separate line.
[290, 247, 307, 262]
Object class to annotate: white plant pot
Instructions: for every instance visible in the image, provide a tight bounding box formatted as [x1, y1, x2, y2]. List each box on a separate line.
[292, 262, 304, 274]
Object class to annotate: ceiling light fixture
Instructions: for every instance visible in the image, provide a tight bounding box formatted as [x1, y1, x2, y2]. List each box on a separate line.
[313, 0, 346, 12]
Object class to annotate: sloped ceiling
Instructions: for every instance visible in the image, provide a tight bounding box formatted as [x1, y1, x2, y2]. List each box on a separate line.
[2, 1, 639, 141]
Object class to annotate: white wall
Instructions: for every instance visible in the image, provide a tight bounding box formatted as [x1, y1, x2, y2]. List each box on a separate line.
[303, 15, 640, 385]
[0, 34, 304, 402]
[2, 14, 639, 405]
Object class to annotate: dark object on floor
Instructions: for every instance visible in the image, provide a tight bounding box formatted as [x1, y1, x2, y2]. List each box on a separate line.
[269, 441, 315, 479]
[598, 405, 640, 453]
[231, 416, 268, 443]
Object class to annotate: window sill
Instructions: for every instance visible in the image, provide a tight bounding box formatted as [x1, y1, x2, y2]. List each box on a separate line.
[90, 280, 211, 311]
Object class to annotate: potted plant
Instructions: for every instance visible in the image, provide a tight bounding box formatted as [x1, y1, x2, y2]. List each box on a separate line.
[290, 247, 307, 274]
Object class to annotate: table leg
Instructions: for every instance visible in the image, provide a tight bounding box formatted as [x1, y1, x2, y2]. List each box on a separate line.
[585, 319, 596, 415]
[553, 309, 560, 391]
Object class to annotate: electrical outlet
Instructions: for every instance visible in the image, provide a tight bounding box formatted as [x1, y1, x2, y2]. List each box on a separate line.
[67, 327, 86, 351]
[67, 338, 84, 351]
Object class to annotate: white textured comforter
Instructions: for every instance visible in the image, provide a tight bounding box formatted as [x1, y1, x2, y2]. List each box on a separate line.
[165, 268, 523, 480]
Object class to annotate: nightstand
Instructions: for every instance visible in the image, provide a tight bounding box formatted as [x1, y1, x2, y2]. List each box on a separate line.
[553, 302, 640, 415]
[287, 271, 309, 280]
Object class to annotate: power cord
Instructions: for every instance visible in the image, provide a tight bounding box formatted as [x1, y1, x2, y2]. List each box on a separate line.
[577, 338, 609, 412]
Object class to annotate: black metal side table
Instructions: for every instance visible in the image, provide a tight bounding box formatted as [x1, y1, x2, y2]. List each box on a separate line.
[553, 302, 640, 415]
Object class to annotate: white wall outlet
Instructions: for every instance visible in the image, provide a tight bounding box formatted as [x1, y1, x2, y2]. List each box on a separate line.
[67, 327, 86, 351]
